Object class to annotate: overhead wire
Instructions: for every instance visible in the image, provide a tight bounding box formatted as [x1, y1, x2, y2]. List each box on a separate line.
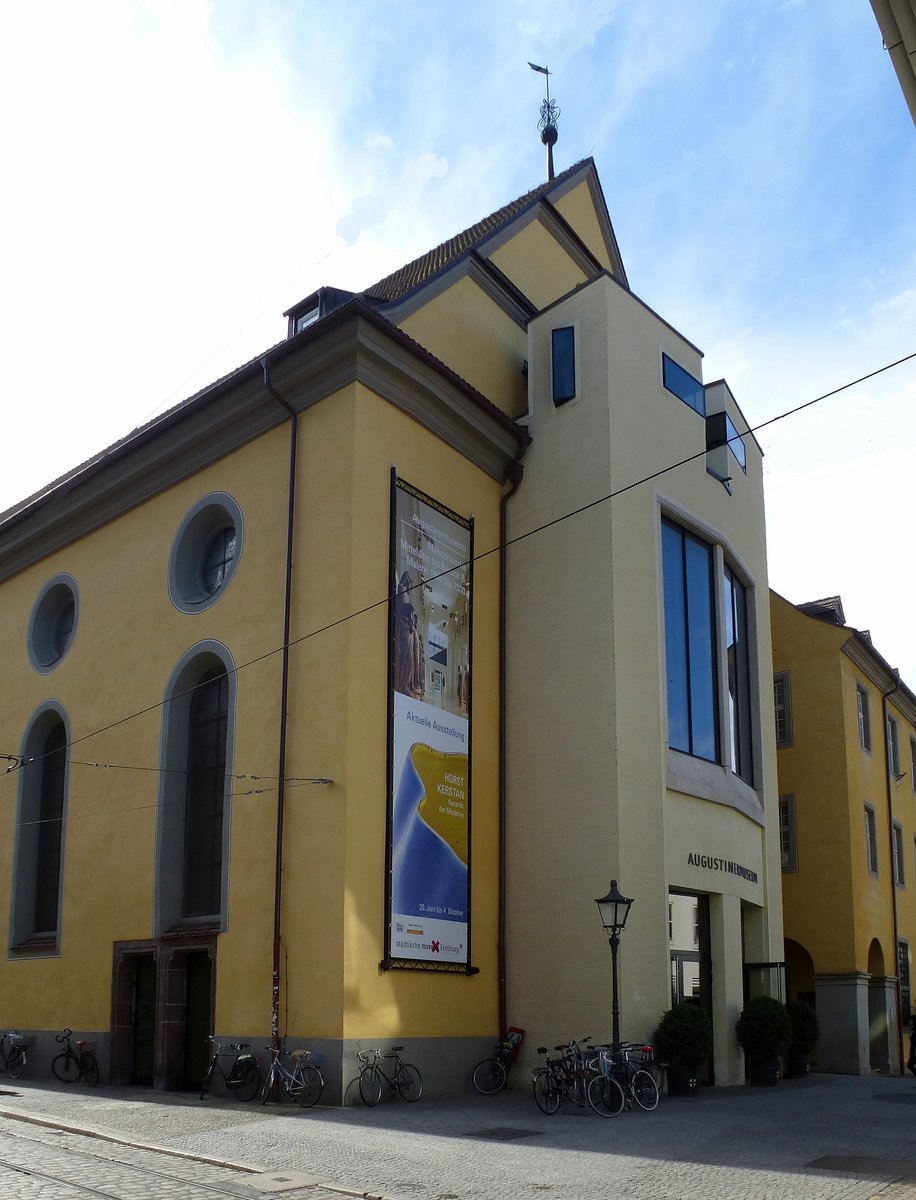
[2, 348, 914, 787]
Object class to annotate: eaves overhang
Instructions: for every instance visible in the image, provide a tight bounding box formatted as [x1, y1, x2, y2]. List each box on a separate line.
[0, 301, 528, 583]
[842, 631, 916, 724]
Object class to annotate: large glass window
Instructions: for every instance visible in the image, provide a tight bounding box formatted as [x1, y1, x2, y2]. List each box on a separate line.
[33, 722, 67, 933]
[773, 672, 793, 748]
[779, 795, 798, 873]
[856, 684, 871, 751]
[865, 803, 878, 874]
[663, 353, 705, 416]
[887, 715, 901, 779]
[724, 565, 753, 784]
[662, 520, 719, 763]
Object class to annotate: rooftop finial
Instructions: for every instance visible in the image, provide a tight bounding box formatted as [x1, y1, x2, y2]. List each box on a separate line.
[528, 61, 559, 181]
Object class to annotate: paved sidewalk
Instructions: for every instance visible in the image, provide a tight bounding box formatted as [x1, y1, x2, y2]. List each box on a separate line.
[0, 1072, 915, 1199]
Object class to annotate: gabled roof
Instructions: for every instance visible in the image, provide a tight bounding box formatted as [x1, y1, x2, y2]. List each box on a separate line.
[797, 596, 846, 625]
[361, 157, 625, 305]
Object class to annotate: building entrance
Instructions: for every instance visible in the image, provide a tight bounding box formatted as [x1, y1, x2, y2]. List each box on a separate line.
[668, 891, 713, 1083]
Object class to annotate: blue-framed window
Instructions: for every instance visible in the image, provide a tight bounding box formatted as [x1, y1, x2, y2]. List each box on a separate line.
[663, 354, 705, 416]
[706, 411, 747, 472]
[552, 327, 576, 405]
[662, 519, 719, 763]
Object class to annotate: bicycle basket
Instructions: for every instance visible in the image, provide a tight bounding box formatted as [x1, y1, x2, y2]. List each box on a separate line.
[9, 1034, 34, 1048]
[76, 1040, 97, 1052]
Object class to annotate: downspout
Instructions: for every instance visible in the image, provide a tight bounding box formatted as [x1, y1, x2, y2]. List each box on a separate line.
[498, 444, 528, 1039]
[881, 668, 903, 1072]
[261, 355, 298, 1054]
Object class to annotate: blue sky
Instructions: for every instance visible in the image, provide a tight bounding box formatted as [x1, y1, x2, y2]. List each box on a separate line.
[1, 0, 914, 682]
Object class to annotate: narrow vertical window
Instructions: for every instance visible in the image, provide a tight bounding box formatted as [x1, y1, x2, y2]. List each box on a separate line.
[773, 672, 793, 748]
[893, 822, 905, 887]
[910, 736, 916, 793]
[857, 685, 871, 751]
[34, 722, 67, 933]
[887, 715, 901, 779]
[779, 795, 798, 873]
[864, 804, 878, 874]
[551, 327, 576, 405]
[724, 566, 753, 784]
[662, 519, 719, 763]
[183, 668, 229, 918]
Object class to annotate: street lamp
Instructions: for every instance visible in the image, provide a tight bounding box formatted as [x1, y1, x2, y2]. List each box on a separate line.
[595, 880, 634, 1052]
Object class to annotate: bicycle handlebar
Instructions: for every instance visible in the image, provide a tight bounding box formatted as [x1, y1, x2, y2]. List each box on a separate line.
[55, 1028, 73, 1043]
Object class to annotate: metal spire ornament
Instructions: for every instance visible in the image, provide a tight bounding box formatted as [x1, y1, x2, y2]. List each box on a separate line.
[528, 61, 560, 180]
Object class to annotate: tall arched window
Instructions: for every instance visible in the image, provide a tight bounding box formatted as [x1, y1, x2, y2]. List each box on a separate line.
[11, 705, 70, 951]
[183, 668, 229, 918]
[156, 645, 235, 933]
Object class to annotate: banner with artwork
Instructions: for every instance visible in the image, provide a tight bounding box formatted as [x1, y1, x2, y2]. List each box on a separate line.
[387, 476, 472, 966]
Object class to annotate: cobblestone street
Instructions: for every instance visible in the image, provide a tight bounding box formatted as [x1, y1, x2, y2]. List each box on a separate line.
[0, 1073, 915, 1199]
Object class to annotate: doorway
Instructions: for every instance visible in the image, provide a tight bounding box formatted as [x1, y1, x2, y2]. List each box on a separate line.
[668, 891, 713, 1083]
[183, 951, 212, 1088]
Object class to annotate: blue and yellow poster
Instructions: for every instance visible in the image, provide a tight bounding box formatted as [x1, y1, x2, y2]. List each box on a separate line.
[388, 478, 472, 965]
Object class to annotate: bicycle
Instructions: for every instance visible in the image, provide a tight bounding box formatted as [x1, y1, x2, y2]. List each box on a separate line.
[0, 1030, 32, 1079]
[199, 1037, 261, 1102]
[52, 1029, 99, 1086]
[587, 1043, 659, 1117]
[260, 1042, 323, 1108]
[357, 1046, 422, 1105]
[532, 1037, 593, 1114]
[472, 1039, 515, 1095]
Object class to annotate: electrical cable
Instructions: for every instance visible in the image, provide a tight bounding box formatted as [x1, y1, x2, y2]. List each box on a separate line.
[3, 348, 913, 782]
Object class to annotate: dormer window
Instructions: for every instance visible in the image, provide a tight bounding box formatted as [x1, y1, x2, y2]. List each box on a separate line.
[295, 307, 319, 334]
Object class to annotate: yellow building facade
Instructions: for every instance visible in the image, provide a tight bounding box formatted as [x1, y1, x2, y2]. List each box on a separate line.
[0, 159, 784, 1098]
[771, 591, 916, 1073]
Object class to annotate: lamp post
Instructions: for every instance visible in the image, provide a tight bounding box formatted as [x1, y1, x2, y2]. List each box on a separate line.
[595, 880, 634, 1052]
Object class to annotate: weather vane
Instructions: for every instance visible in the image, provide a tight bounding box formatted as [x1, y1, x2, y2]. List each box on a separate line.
[528, 61, 560, 181]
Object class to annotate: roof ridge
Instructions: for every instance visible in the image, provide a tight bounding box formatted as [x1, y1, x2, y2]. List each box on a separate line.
[361, 158, 595, 305]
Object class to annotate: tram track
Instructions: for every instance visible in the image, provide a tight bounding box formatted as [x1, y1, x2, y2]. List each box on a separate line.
[0, 1121, 270, 1199]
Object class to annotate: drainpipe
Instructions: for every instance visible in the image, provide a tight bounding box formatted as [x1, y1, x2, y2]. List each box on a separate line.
[498, 445, 528, 1039]
[881, 668, 903, 1073]
[261, 356, 298, 1054]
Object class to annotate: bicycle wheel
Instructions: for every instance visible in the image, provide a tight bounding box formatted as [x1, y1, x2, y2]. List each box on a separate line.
[290, 1064, 323, 1108]
[7, 1049, 25, 1080]
[587, 1073, 625, 1117]
[52, 1051, 80, 1083]
[359, 1065, 382, 1106]
[233, 1060, 261, 1102]
[532, 1067, 561, 1115]
[631, 1068, 659, 1111]
[81, 1055, 100, 1087]
[472, 1057, 507, 1095]
[396, 1063, 422, 1102]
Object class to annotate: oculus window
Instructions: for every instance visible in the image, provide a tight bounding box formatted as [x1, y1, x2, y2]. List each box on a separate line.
[551, 327, 576, 405]
[28, 575, 78, 673]
[169, 493, 243, 613]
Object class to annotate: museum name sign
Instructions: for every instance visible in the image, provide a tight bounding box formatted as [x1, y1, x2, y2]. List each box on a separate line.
[687, 853, 758, 884]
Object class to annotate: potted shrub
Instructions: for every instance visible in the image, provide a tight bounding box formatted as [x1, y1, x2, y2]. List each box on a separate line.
[655, 1001, 713, 1096]
[736, 995, 791, 1086]
[785, 1001, 818, 1078]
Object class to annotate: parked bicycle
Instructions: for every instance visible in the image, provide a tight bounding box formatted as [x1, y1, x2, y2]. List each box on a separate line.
[260, 1041, 323, 1108]
[357, 1046, 422, 1105]
[472, 1028, 523, 1095]
[587, 1042, 659, 1117]
[52, 1029, 99, 1087]
[0, 1030, 32, 1079]
[199, 1037, 261, 1102]
[532, 1037, 594, 1115]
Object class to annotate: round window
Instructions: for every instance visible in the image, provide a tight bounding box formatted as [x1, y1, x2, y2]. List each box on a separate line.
[169, 493, 243, 613]
[28, 575, 79, 672]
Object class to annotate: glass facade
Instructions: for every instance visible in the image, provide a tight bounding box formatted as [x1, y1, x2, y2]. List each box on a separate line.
[663, 353, 705, 416]
[662, 520, 719, 762]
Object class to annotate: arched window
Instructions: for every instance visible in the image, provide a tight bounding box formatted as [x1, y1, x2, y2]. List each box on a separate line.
[183, 668, 229, 918]
[156, 645, 235, 933]
[11, 706, 70, 951]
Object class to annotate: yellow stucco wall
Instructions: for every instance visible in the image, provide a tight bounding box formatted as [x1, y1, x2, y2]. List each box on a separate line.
[552, 178, 616, 273]
[488, 218, 588, 311]
[399, 277, 528, 418]
[0, 378, 504, 1047]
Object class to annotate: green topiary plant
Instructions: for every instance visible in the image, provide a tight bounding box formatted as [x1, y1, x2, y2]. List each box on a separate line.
[786, 1001, 819, 1056]
[736, 995, 792, 1061]
[655, 1002, 713, 1071]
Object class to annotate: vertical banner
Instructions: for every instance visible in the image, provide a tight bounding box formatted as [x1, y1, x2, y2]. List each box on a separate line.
[388, 477, 472, 965]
